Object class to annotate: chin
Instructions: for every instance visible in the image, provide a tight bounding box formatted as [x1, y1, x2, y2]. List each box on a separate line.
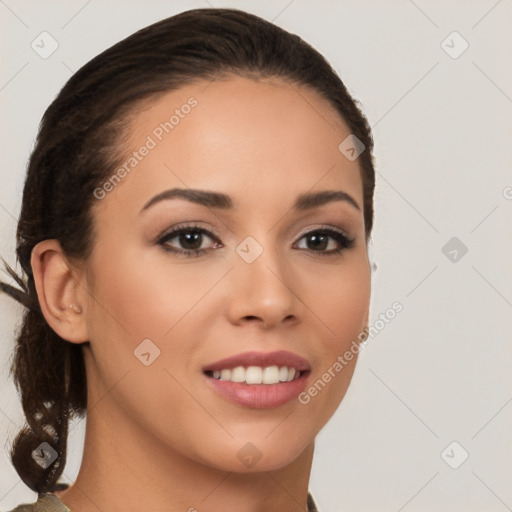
[195, 432, 314, 473]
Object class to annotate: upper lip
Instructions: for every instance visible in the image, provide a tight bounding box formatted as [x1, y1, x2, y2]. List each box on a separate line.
[203, 350, 311, 372]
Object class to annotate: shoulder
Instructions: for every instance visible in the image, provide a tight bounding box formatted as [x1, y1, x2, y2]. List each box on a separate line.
[5, 493, 70, 512]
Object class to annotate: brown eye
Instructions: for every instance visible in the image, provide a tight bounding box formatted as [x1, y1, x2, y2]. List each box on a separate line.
[157, 225, 221, 257]
[295, 228, 355, 255]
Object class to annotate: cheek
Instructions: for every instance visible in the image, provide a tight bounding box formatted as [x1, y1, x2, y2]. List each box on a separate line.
[87, 244, 213, 339]
[83, 244, 235, 384]
[309, 257, 371, 344]
[299, 257, 370, 409]
[82, 244, 170, 378]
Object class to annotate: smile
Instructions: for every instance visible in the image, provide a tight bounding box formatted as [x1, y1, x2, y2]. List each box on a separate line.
[205, 365, 302, 384]
[203, 350, 311, 408]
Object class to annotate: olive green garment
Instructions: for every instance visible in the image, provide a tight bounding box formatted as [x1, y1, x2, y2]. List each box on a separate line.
[6, 494, 70, 512]
[7, 491, 320, 511]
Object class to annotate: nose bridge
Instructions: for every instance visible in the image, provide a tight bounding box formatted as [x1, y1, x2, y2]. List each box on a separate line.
[227, 233, 299, 327]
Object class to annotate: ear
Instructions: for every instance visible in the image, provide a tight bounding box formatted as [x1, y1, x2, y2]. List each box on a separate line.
[31, 239, 89, 344]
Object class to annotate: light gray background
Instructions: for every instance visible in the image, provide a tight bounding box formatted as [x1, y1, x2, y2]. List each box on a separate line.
[1, 1, 511, 511]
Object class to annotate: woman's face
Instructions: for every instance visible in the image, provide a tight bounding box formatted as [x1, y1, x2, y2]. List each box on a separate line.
[80, 75, 371, 472]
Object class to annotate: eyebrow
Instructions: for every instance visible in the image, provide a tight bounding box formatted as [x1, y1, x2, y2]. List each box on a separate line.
[140, 188, 360, 213]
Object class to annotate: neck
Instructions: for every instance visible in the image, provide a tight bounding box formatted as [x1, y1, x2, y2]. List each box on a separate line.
[59, 383, 314, 512]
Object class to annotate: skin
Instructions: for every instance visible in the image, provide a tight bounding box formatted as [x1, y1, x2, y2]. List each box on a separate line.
[31, 75, 371, 512]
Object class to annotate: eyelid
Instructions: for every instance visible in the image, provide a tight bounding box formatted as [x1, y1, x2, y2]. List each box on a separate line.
[294, 223, 352, 240]
[157, 223, 221, 244]
[294, 225, 355, 252]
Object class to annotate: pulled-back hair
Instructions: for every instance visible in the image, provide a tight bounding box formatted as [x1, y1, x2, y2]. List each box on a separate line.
[0, 7, 375, 493]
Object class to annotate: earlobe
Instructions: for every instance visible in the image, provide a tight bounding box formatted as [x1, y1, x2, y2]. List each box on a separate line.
[30, 239, 89, 344]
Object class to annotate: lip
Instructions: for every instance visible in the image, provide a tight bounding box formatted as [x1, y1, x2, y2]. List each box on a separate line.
[204, 372, 310, 409]
[202, 350, 311, 372]
[202, 350, 311, 409]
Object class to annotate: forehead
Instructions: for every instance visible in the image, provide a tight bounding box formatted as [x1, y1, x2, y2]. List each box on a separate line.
[97, 75, 364, 217]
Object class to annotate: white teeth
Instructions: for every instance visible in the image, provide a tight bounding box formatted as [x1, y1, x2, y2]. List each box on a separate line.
[279, 366, 289, 382]
[246, 366, 263, 384]
[208, 365, 301, 384]
[231, 366, 245, 383]
[262, 366, 280, 384]
[220, 368, 231, 380]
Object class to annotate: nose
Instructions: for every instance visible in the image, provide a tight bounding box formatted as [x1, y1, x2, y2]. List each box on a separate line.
[225, 245, 301, 330]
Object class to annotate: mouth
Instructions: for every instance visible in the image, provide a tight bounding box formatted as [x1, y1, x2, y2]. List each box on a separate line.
[204, 365, 305, 384]
[202, 350, 311, 408]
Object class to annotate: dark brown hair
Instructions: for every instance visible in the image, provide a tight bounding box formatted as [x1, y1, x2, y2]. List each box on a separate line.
[0, 7, 375, 493]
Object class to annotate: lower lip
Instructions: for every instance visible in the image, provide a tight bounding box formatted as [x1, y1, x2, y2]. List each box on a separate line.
[204, 372, 310, 409]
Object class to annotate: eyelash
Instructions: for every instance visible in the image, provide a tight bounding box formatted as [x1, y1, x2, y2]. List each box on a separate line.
[156, 223, 355, 258]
